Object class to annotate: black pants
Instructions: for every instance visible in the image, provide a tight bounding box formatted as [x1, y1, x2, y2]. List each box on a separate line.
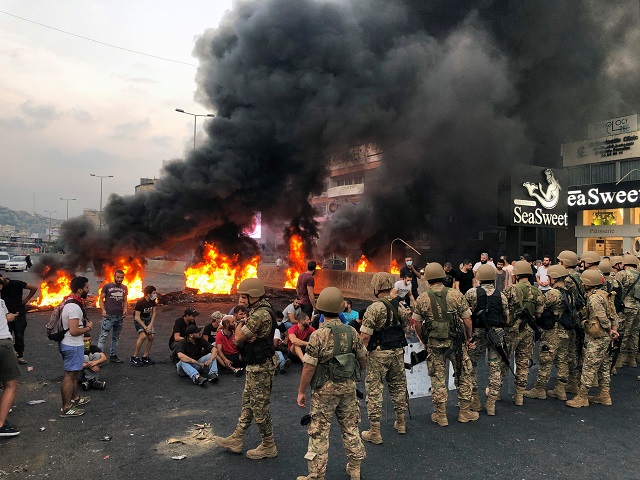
[8, 307, 27, 357]
[225, 353, 247, 369]
[300, 303, 314, 319]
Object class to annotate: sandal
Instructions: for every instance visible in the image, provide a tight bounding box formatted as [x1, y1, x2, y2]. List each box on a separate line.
[60, 406, 85, 417]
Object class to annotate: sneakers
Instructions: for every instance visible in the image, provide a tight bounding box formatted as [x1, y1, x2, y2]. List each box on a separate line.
[60, 406, 85, 417]
[195, 375, 208, 386]
[142, 356, 155, 365]
[93, 380, 107, 390]
[17, 357, 27, 365]
[233, 367, 244, 377]
[207, 373, 220, 384]
[130, 356, 144, 367]
[0, 422, 20, 437]
[72, 396, 91, 406]
[110, 356, 124, 363]
[81, 380, 92, 391]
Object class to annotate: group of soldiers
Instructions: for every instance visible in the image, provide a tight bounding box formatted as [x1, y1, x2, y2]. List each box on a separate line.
[209, 249, 638, 480]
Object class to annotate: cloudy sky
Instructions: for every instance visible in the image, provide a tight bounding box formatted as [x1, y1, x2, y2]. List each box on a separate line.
[0, 0, 233, 221]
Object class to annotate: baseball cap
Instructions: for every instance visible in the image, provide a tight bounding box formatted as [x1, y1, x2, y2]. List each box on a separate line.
[210, 311, 224, 321]
[184, 307, 200, 317]
[185, 324, 202, 336]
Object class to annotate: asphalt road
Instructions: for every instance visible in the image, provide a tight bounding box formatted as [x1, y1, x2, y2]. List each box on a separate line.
[1, 269, 640, 479]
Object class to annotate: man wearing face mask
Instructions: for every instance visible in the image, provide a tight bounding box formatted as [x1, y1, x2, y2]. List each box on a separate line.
[130, 285, 158, 367]
[98, 270, 128, 363]
[400, 257, 422, 304]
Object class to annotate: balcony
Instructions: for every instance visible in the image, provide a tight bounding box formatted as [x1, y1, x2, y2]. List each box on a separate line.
[327, 184, 365, 198]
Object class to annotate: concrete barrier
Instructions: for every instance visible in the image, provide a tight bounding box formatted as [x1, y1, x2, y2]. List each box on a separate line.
[146, 259, 188, 275]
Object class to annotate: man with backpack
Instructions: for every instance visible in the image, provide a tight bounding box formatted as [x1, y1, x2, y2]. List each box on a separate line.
[59, 276, 93, 418]
[359, 272, 410, 443]
[466, 264, 509, 416]
[614, 254, 640, 369]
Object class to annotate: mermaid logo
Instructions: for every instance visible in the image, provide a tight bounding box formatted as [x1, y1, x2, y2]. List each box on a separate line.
[522, 169, 562, 210]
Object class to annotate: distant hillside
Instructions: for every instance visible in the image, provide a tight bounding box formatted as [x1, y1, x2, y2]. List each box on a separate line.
[0, 205, 64, 237]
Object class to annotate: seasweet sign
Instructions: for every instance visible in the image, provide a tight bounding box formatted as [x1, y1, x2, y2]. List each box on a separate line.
[567, 180, 640, 210]
[511, 165, 568, 228]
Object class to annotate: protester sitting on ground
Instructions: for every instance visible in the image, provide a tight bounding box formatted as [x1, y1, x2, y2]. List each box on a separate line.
[131, 285, 157, 367]
[342, 299, 359, 323]
[348, 308, 366, 333]
[232, 304, 247, 325]
[203, 311, 223, 344]
[214, 316, 245, 376]
[282, 297, 301, 328]
[287, 312, 315, 362]
[173, 325, 219, 386]
[169, 307, 199, 351]
[273, 321, 292, 374]
[81, 333, 107, 391]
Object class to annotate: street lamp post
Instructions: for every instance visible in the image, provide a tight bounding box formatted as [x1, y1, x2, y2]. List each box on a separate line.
[175, 108, 215, 150]
[60, 197, 76, 221]
[389, 238, 421, 273]
[90, 174, 113, 229]
[44, 210, 57, 243]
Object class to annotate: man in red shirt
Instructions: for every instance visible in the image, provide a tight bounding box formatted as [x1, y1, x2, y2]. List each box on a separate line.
[287, 313, 315, 362]
[296, 261, 317, 318]
[215, 316, 245, 376]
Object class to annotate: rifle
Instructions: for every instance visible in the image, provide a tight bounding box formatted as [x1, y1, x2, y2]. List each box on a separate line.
[479, 307, 516, 376]
[518, 307, 542, 342]
[608, 332, 623, 373]
[443, 310, 464, 386]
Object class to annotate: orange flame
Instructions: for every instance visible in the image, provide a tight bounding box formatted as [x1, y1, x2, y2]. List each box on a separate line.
[284, 234, 306, 289]
[390, 259, 400, 275]
[96, 258, 146, 306]
[33, 270, 73, 307]
[185, 242, 260, 294]
[356, 255, 370, 273]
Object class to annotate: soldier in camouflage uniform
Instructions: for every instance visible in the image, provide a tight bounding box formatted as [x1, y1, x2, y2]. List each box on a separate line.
[213, 278, 279, 460]
[413, 262, 479, 426]
[598, 258, 624, 379]
[567, 269, 619, 408]
[556, 250, 584, 394]
[503, 260, 544, 406]
[615, 254, 640, 369]
[360, 272, 410, 443]
[524, 265, 571, 400]
[297, 287, 367, 480]
[465, 264, 509, 416]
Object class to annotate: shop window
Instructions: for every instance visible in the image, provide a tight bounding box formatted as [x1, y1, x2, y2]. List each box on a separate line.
[569, 166, 590, 186]
[583, 208, 623, 226]
[591, 163, 616, 184]
[587, 238, 623, 256]
[621, 160, 640, 182]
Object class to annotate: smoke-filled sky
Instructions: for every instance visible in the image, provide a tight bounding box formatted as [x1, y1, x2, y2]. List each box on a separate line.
[6, 0, 640, 268]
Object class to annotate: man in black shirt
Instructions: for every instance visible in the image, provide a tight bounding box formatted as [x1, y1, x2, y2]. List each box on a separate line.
[131, 285, 157, 367]
[348, 308, 366, 333]
[203, 311, 223, 344]
[455, 260, 475, 294]
[399, 256, 422, 302]
[168, 307, 199, 351]
[0, 274, 37, 364]
[174, 325, 219, 386]
[442, 262, 457, 288]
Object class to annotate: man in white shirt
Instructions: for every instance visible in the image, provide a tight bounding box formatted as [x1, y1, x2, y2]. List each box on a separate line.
[59, 276, 93, 418]
[0, 280, 19, 437]
[536, 256, 551, 292]
[393, 276, 412, 304]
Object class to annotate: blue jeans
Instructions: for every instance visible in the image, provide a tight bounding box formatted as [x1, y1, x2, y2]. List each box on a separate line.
[98, 315, 124, 357]
[276, 351, 286, 369]
[176, 354, 218, 383]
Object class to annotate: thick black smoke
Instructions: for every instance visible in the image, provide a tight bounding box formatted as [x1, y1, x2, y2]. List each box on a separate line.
[53, 0, 639, 272]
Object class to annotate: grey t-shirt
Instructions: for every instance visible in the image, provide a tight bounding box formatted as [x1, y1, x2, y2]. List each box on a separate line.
[101, 282, 128, 315]
[282, 303, 301, 322]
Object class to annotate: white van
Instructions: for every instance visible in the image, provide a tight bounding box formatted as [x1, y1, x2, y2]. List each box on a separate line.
[0, 252, 9, 270]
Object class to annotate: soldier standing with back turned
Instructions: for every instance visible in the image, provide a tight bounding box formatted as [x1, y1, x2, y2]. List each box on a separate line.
[614, 254, 640, 369]
[297, 287, 367, 480]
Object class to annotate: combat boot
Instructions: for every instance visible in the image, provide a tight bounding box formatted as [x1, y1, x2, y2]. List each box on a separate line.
[485, 386, 501, 401]
[547, 381, 567, 401]
[565, 380, 578, 394]
[566, 385, 589, 408]
[470, 392, 483, 412]
[458, 401, 480, 423]
[628, 355, 638, 367]
[614, 353, 626, 369]
[346, 459, 361, 480]
[513, 386, 525, 406]
[361, 422, 383, 444]
[246, 435, 278, 460]
[485, 396, 497, 416]
[394, 413, 406, 434]
[212, 427, 246, 453]
[430, 403, 448, 427]
[523, 386, 547, 400]
[588, 386, 612, 406]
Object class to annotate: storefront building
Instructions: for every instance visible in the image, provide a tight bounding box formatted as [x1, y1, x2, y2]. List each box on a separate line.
[562, 114, 640, 256]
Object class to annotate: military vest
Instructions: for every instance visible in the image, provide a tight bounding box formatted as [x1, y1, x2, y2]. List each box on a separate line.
[425, 288, 455, 341]
[368, 298, 407, 351]
[471, 288, 507, 328]
[238, 304, 277, 365]
[311, 324, 361, 390]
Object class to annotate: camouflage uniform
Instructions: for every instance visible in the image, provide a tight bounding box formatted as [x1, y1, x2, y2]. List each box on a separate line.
[564, 273, 585, 387]
[614, 268, 640, 359]
[237, 299, 279, 438]
[361, 296, 410, 422]
[413, 285, 474, 406]
[301, 318, 367, 479]
[503, 281, 544, 391]
[465, 285, 509, 399]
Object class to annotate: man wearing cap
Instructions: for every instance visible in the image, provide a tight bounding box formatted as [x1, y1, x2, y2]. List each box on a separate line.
[174, 324, 219, 386]
[169, 307, 199, 351]
[297, 262, 317, 318]
[202, 311, 223, 344]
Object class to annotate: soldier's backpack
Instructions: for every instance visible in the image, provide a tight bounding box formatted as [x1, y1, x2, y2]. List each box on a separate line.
[623, 270, 640, 302]
[471, 288, 507, 328]
[46, 298, 85, 342]
[376, 298, 408, 350]
[311, 324, 361, 390]
[558, 289, 578, 330]
[605, 278, 624, 313]
[568, 273, 587, 311]
[425, 288, 454, 341]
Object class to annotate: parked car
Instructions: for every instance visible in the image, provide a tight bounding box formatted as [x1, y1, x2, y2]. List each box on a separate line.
[5, 255, 27, 272]
[0, 252, 9, 270]
[322, 258, 346, 271]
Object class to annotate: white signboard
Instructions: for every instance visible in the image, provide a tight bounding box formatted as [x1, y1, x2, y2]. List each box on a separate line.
[588, 114, 637, 139]
[562, 131, 640, 166]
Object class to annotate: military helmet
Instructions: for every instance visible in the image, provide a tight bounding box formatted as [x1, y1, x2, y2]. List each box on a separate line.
[623, 253, 639, 267]
[580, 250, 600, 265]
[598, 258, 612, 274]
[476, 264, 496, 282]
[315, 287, 345, 314]
[237, 278, 265, 297]
[513, 260, 532, 276]
[371, 272, 394, 292]
[547, 264, 569, 279]
[423, 262, 445, 281]
[557, 250, 579, 268]
[581, 269, 605, 287]
[611, 255, 623, 266]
